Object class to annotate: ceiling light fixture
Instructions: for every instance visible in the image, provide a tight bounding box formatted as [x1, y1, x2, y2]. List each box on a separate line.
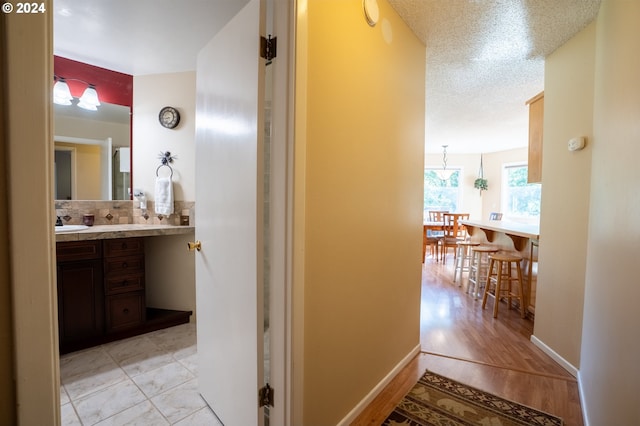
[53, 76, 101, 110]
[434, 145, 454, 181]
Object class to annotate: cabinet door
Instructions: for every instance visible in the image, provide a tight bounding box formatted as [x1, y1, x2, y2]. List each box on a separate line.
[57, 260, 104, 346]
[527, 92, 544, 183]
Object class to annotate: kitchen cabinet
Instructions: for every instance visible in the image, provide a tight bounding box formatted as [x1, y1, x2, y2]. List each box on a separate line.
[526, 91, 544, 183]
[56, 236, 191, 354]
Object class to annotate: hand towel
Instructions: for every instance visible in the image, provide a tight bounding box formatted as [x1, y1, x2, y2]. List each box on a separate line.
[155, 176, 174, 215]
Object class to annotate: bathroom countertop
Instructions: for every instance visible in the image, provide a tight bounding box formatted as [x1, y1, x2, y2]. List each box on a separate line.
[55, 224, 195, 242]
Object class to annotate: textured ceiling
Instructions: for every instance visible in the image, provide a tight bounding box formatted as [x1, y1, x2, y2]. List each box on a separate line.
[387, 0, 601, 153]
[53, 0, 601, 154]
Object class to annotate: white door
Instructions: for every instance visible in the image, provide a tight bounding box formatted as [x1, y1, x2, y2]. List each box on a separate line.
[194, 1, 266, 424]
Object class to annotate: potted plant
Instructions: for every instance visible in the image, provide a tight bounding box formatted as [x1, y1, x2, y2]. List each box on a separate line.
[474, 177, 488, 192]
[475, 154, 488, 194]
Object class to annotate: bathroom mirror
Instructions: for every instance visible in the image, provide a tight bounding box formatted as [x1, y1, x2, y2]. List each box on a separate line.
[53, 55, 133, 201]
[54, 102, 131, 200]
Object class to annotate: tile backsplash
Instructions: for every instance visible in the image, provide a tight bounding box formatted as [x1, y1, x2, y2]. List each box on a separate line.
[55, 200, 195, 226]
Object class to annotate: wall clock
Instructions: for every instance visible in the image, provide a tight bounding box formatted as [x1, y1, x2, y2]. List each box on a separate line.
[159, 106, 180, 129]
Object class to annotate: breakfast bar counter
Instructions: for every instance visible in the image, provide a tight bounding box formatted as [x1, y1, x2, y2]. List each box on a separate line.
[461, 220, 538, 250]
[461, 219, 539, 316]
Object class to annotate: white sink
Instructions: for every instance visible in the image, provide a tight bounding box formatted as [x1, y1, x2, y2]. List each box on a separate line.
[55, 224, 90, 233]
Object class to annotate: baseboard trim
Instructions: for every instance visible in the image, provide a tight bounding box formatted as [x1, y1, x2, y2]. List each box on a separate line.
[336, 343, 421, 426]
[530, 334, 579, 377]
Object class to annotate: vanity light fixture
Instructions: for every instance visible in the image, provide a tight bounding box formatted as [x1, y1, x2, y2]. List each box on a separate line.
[53, 76, 101, 110]
[435, 145, 455, 181]
[53, 77, 73, 105]
[77, 84, 101, 110]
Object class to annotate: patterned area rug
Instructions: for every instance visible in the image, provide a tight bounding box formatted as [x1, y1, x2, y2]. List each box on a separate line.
[383, 370, 563, 426]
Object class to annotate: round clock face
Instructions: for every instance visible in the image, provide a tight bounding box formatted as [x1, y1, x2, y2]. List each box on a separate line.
[159, 106, 180, 129]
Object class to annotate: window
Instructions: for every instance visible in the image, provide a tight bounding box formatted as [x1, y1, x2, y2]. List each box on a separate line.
[502, 164, 541, 218]
[424, 169, 462, 218]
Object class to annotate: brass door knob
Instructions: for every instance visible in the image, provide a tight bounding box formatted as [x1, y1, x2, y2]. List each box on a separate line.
[187, 240, 202, 252]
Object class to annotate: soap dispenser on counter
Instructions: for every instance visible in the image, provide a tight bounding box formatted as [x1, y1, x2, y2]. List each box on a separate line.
[133, 188, 147, 210]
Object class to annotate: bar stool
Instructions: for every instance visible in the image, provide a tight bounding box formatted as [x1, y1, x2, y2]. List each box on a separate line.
[453, 241, 480, 286]
[482, 252, 526, 318]
[467, 246, 499, 299]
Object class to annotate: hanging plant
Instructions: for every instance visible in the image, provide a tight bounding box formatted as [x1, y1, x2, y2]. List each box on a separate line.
[474, 178, 488, 191]
[474, 154, 488, 194]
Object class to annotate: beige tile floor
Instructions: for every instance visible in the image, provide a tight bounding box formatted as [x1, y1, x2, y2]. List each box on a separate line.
[60, 323, 221, 425]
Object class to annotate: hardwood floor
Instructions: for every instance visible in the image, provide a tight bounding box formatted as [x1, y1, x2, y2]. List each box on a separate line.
[351, 256, 584, 425]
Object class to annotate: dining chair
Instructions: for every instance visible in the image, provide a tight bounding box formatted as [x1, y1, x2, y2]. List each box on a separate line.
[423, 225, 440, 262]
[425, 210, 448, 260]
[428, 210, 449, 223]
[440, 213, 470, 262]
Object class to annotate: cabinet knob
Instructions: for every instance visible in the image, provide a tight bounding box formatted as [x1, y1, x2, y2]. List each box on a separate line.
[187, 241, 201, 252]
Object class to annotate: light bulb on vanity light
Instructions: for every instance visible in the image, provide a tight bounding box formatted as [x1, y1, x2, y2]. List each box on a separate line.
[77, 84, 101, 111]
[53, 78, 73, 105]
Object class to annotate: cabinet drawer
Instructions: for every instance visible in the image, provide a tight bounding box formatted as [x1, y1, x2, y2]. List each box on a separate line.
[57, 241, 102, 262]
[105, 292, 145, 332]
[105, 274, 144, 295]
[103, 255, 144, 276]
[103, 238, 144, 258]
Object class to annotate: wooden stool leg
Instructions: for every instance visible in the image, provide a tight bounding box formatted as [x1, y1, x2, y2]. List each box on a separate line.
[516, 261, 526, 318]
[481, 258, 494, 310]
[453, 245, 462, 283]
[467, 251, 476, 296]
[493, 260, 503, 318]
[506, 261, 513, 310]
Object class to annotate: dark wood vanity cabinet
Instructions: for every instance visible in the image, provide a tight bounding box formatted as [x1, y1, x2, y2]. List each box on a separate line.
[56, 241, 104, 350]
[57, 236, 191, 354]
[57, 238, 146, 353]
[103, 238, 146, 332]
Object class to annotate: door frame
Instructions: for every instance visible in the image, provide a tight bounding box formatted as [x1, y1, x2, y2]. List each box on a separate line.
[265, 0, 295, 424]
[5, 0, 298, 423]
[3, 1, 61, 423]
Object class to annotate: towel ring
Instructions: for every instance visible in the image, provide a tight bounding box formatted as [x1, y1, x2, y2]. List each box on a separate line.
[156, 164, 174, 178]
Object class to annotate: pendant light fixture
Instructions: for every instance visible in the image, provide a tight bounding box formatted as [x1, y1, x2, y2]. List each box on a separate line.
[434, 145, 454, 181]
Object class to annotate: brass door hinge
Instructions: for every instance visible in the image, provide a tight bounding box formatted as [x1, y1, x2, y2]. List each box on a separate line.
[260, 35, 277, 63]
[258, 383, 274, 407]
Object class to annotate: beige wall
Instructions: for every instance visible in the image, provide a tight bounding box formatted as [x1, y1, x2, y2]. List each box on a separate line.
[133, 72, 197, 318]
[424, 148, 528, 221]
[55, 142, 102, 199]
[133, 72, 196, 202]
[295, 1, 425, 424]
[533, 21, 595, 370]
[482, 148, 528, 220]
[424, 152, 483, 219]
[144, 234, 197, 319]
[578, 2, 640, 424]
